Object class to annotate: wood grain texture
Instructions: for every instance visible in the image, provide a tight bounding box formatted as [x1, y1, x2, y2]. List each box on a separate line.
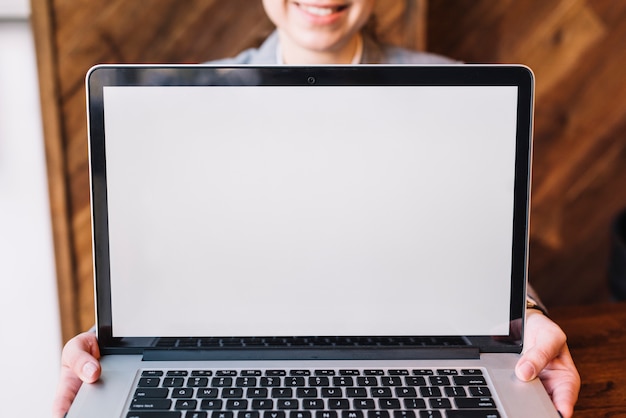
[428, 0, 626, 308]
[551, 302, 626, 417]
[31, 0, 428, 342]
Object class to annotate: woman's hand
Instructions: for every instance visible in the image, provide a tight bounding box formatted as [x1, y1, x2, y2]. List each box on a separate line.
[52, 331, 102, 418]
[515, 310, 581, 418]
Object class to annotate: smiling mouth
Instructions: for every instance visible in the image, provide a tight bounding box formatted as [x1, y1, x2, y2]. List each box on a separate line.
[295, 2, 349, 17]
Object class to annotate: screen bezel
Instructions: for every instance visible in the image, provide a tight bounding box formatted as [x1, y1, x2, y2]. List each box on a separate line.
[86, 65, 533, 355]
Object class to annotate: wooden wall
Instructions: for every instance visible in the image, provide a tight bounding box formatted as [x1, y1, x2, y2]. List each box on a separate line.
[32, 0, 626, 343]
[428, 0, 626, 308]
[31, 0, 428, 342]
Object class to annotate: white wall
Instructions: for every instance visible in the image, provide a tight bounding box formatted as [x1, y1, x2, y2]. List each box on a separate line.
[0, 1, 62, 416]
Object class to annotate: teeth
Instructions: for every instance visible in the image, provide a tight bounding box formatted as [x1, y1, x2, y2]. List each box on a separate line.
[299, 4, 336, 16]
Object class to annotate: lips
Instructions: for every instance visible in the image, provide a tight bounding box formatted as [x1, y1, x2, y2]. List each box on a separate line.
[294, 2, 349, 17]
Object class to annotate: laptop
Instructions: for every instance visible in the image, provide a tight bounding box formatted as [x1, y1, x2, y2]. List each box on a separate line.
[68, 64, 559, 418]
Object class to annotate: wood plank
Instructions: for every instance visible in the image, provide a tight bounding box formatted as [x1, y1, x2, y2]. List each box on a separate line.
[30, 0, 81, 341]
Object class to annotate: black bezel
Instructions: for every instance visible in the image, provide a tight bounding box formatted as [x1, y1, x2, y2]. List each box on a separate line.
[86, 65, 533, 356]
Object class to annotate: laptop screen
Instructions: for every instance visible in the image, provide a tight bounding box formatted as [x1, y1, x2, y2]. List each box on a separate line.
[88, 66, 533, 348]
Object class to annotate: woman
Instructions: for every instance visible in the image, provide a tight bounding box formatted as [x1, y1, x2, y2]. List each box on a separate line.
[53, 1, 580, 417]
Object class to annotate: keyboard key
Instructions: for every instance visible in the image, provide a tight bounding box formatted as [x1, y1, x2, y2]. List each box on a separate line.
[286, 377, 306, 387]
[291, 370, 311, 376]
[328, 399, 350, 409]
[239, 413, 259, 418]
[402, 399, 426, 409]
[378, 399, 400, 409]
[172, 388, 194, 398]
[200, 399, 223, 410]
[264, 412, 285, 418]
[367, 412, 389, 418]
[236, 377, 258, 387]
[316, 412, 338, 418]
[278, 399, 299, 409]
[462, 369, 483, 376]
[251, 399, 274, 410]
[436, 369, 458, 376]
[444, 386, 466, 397]
[341, 411, 364, 418]
[188, 378, 209, 387]
[345, 388, 367, 398]
[453, 376, 487, 386]
[469, 387, 491, 397]
[392, 412, 415, 418]
[428, 376, 449, 386]
[394, 387, 416, 398]
[175, 399, 198, 410]
[290, 412, 311, 418]
[388, 370, 409, 376]
[297, 388, 319, 398]
[353, 399, 375, 409]
[247, 388, 268, 398]
[380, 377, 402, 387]
[315, 370, 336, 376]
[192, 371, 213, 377]
[272, 388, 293, 398]
[197, 388, 219, 398]
[364, 370, 384, 376]
[142, 371, 164, 377]
[261, 377, 281, 387]
[168, 371, 189, 377]
[130, 398, 173, 410]
[419, 387, 441, 398]
[356, 377, 378, 387]
[217, 371, 237, 376]
[164, 378, 185, 388]
[428, 398, 451, 409]
[223, 388, 244, 398]
[445, 411, 499, 418]
[455, 397, 496, 409]
[333, 377, 354, 386]
[404, 377, 425, 387]
[266, 370, 287, 376]
[303, 399, 325, 409]
[310, 377, 331, 387]
[241, 370, 262, 377]
[418, 412, 441, 418]
[322, 388, 343, 398]
[212, 377, 233, 387]
[371, 388, 392, 398]
[138, 377, 161, 387]
[135, 388, 169, 398]
[212, 412, 234, 418]
[127, 412, 181, 418]
[340, 370, 360, 376]
[226, 399, 248, 410]
[187, 412, 209, 418]
[411, 370, 434, 376]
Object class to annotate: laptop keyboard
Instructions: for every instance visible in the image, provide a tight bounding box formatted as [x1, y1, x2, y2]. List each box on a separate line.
[126, 368, 501, 418]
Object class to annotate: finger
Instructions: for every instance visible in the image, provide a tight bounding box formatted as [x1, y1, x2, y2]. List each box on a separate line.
[61, 332, 102, 383]
[516, 316, 566, 381]
[539, 345, 580, 418]
[52, 365, 85, 418]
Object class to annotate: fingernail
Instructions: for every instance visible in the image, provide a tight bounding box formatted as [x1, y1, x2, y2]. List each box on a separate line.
[82, 361, 98, 380]
[517, 361, 536, 381]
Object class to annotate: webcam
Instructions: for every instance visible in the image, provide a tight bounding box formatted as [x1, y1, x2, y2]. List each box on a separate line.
[307, 76, 316, 85]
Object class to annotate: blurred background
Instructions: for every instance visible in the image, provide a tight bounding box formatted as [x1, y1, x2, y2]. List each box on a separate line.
[1, 0, 625, 416]
[0, 0, 61, 416]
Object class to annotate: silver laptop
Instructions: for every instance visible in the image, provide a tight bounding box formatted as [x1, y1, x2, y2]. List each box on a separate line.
[68, 65, 558, 417]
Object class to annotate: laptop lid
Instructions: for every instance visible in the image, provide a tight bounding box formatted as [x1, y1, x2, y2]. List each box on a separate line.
[86, 65, 533, 358]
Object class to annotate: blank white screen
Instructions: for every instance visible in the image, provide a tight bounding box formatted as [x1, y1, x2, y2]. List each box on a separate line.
[102, 85, 518, 337]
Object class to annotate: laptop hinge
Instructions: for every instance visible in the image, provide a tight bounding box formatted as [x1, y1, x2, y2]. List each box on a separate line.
[142, 347, 480, 361]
